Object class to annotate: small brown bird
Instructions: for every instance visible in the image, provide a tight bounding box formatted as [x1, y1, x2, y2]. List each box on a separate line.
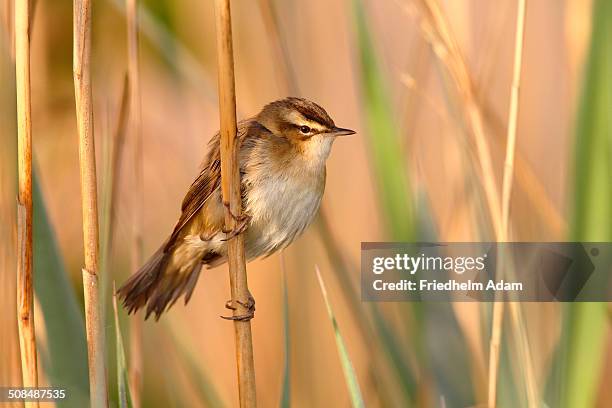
[118, 97, 354, 320]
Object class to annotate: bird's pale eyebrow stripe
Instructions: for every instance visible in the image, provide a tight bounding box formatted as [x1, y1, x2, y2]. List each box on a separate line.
[285, 111, 326, 132]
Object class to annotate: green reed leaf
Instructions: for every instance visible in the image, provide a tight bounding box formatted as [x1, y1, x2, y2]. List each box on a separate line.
[316, 266, 365, 408]
[33, 169, 90, 407]
[560, 1, 612, 406]
[351, 0, 416, 241]
[112, 283, 134, 408]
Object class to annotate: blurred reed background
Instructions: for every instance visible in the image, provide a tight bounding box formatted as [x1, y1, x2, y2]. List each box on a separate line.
[1, 0, 610, 406]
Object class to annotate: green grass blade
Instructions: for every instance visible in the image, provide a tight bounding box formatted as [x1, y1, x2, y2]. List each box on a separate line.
[112, 283, 134, 408]
[561, 0, 612, 407]
[32, 169, 90, 406]
[571, 0, 612, 241]
[559, 303, 607, 408]
[315, 266, 365, 408]
[317, 214, 418, 403]
[351, 0, 416, 241]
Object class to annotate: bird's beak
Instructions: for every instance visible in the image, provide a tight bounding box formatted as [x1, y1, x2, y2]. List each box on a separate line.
[331, 126, 356, 136]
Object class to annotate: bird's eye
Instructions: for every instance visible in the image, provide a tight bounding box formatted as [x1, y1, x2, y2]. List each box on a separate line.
[299, 125, 311, 134]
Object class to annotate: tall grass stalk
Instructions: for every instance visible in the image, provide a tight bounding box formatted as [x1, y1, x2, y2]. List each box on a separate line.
[488, 0, 532, 407]
[126, 0, 143, 404]
[400, 1, 536, 405]
[15, 0, 39, 401]
[315, 266, 365, 408]
[416, 0, 502, 238]
[112, 282, 134, 408]
[352, 0, 416, 241]
[488, 1, 533, 407]
[100, 76, 129, 264]
[399, 0, 565, 238]
[500, 0, 527, 238]
[99, 78, 131, 406]
[258, 1, 417, 401]
[99, 76, 129, 343]
[350, 3, 423, 403]
[213, 0, 257, 406]
[488, 303, 503, 407]
[73, 0, 109, 405]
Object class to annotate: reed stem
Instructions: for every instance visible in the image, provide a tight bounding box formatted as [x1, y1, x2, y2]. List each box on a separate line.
[73, 0, 109, 405]
[15, 0, 39, 404]
[419, 0, 503, 238]
[487, 302, 503, 408]
[126, 0, 143, 404]
[501, 0, 527, 236]
[488, 0, 530, 407]
[213, 0, 257, 406]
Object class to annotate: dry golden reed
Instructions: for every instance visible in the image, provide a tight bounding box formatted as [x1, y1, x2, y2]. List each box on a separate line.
[213, 0, 257, 406]
[125, 0, 144, 404]
[15, 0, 39, 404]
[73, 0, 109, 405]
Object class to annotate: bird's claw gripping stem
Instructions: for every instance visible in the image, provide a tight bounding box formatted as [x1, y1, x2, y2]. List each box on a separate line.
[221, 201, 251, 241]
[221, 293, 256, 321]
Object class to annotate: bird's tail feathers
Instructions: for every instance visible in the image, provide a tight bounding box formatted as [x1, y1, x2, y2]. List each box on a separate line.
[117, 243, 203, 320]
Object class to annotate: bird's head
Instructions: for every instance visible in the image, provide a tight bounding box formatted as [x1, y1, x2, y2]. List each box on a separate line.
[256, 97, 355, 161]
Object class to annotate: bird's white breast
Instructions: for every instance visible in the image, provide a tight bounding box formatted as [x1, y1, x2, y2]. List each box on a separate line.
[242, 154, 325, 259]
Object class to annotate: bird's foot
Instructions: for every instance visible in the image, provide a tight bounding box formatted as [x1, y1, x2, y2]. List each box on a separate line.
[221, 292, 256, 321]
[221, 202, 251, 241]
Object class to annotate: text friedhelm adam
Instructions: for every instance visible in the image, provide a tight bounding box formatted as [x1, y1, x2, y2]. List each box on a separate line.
[372, 279, 523, 292]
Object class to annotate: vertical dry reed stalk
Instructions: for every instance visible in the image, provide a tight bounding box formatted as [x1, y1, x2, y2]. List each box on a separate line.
[108, 76, 130, 240]
[487, 302, 504, 408]
[126, 0, 143, 405]
[488, 1, 533, 407]
[15, 0, 39, 403]
[500, 0, 527, 237]
[4, 0, 15, 59]
[400, 0, 565, 238]
[213, 0, 257, 406]
[403, 1, 537, 405]
[73, 0, 109, 405]
[417, 0, 503, 239]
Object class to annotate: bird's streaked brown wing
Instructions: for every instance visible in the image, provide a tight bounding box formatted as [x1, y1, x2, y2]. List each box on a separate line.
[163, 121, 252, 252]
